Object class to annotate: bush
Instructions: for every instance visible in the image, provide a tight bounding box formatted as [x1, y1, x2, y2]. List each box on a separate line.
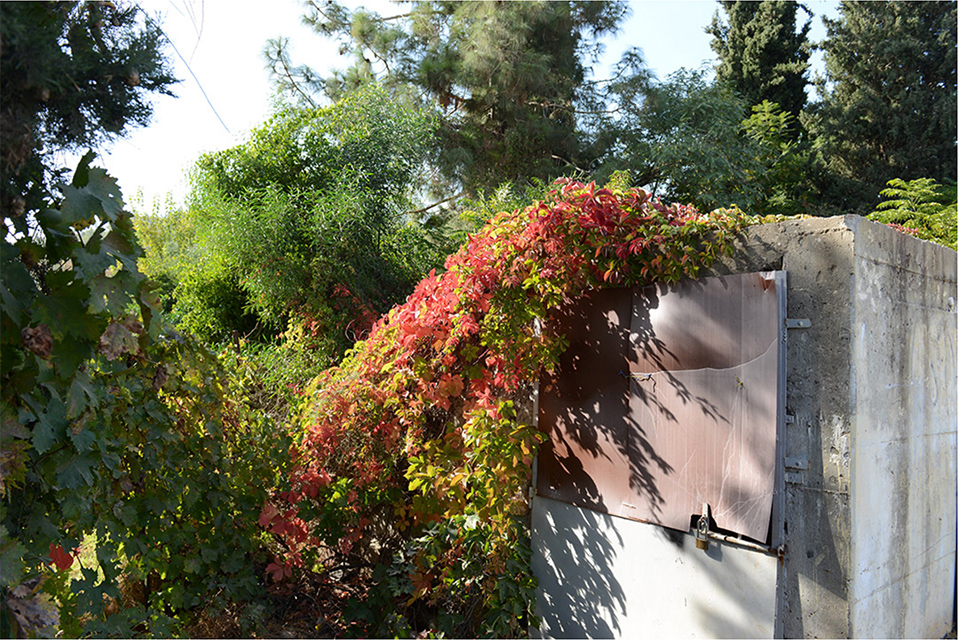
[1, 157, 290, 637]
[261, 180, 750, 637]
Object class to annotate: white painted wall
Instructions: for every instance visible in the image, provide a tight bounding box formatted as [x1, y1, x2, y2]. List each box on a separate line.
[531, 496, 779, 639]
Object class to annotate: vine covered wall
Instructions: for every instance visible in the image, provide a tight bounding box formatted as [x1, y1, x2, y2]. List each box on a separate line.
[264, 179, 751, 636]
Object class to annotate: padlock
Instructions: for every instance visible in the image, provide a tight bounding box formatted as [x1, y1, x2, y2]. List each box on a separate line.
[695, 503, 710, 551]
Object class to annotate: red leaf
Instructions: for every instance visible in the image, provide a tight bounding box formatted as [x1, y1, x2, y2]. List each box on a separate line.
[48, 544, 74, 572]
[258, 502, 279, 528]
[266, 561, 289, 583]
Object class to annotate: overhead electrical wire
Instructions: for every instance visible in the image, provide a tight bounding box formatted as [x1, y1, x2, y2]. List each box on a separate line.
[135, 0, 231, 135]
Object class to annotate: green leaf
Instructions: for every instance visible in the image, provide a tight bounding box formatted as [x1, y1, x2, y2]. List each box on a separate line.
[1, 404, 31, 440]
[33, 272, 99, 340]
[59, 189, 105, 228]
[138, 280, 162, 338]
[0, 245, 36, 326]
[112, 500, 138, 527]
[73, 244, 118, 281]
[32, 397, 67, 454]
[0, 526, 27, 588]
[86, 273, 134, 316]
[65, 369, 97, 419]
[200, 545, 219, 563]
[56, 454, 97, 489]
[69, 422, 97, 454]
[71, 151, 96, 188]
[97, 322, 139, 361]
[51, 333, 96, 378]
[101, 225, 141, 266]
[82, 168, 125, 221]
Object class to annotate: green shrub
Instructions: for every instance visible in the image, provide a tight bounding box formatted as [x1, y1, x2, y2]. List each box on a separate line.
[868, 177, 958, 250]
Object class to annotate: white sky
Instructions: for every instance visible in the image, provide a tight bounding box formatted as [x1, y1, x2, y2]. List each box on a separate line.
[98, 0, 839, 211]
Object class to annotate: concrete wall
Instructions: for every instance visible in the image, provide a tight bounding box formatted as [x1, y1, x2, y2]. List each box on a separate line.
[713, 215, 957, 638]
[531, 216, 957, 638]
[847, 218, 957, 638]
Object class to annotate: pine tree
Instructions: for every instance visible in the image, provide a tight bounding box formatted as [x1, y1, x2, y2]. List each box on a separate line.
[266, 1, 631, 195]
[707, 1, 812, 120]
[804, 0, 957, 213]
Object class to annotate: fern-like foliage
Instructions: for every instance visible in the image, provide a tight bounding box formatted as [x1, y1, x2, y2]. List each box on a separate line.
[868, 177, 957, 250]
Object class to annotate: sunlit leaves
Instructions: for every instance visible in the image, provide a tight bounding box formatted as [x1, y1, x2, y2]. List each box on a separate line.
[868, 177, 958, 250]
[265, 179, 748, 636]
[1, 157, 290, 636]
[181, 84, 447, 359]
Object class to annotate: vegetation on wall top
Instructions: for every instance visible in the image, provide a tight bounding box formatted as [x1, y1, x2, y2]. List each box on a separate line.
[260, 178, 750, 636]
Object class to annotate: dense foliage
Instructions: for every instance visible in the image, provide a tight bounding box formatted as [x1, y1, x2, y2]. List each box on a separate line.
[266, 0, 957, 232]
[598, 69, 814, 216]
[868, 178, 958, 250]
[0, 1, 176, 216]
[177, 85, 451, 358]
[3, 1, 956, 637]
[267, 0, 630, 194]
[804, 0, 958, 213]
[707, 0, 812, 122]
[261, 180, 748, 636]
[0, 157, 289, 637]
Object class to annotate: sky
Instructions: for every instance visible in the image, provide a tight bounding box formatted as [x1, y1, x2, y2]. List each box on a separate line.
[96, 0, 840, 211]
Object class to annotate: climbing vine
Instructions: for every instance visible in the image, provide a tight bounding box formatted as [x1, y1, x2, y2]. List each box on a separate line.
[1, 156, 289, 637]
[264, 179, 749, 636]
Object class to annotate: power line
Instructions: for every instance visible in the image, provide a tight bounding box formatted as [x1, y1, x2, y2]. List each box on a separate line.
[162, 32, 231, 135]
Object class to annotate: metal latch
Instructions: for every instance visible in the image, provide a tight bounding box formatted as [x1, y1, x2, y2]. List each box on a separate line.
[785, 318, 811, 329]
[785, 456, 809, 485]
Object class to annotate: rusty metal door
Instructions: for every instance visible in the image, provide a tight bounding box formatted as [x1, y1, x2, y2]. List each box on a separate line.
[538, 272, 784, 543]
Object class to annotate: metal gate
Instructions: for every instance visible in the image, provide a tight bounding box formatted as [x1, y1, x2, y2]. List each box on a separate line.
[532, 272, 787, 638]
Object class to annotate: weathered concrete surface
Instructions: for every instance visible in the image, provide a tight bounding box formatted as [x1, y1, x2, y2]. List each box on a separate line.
[847, 218, 957, 638]
[712, 215, 958, 638]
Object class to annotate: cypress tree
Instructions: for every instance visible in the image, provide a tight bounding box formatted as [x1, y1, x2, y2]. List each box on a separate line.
[805, 0, 957, 213]
[707, 1, 812, 120]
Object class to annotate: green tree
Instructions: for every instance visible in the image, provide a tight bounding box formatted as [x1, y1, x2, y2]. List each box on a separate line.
[804, 0, 957, 213]
[615, 69, 761, 211]
[707, 1, 812, 122]
[0, 9, 292, 636]
[868, 177, 958, 250]
[596, 69, 815, 216]
[184, 85, 449, 362]
[266, 0, 630, 195]
[132, 196, 199, 312]
[0, 1, 177, 217]
[741, 99, 816, 216]
[1, 155, 287, 637]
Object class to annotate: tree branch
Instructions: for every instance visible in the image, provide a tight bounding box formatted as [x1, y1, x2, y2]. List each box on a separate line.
[405, 193, 463, 217]
[272, 43, 318, 109]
